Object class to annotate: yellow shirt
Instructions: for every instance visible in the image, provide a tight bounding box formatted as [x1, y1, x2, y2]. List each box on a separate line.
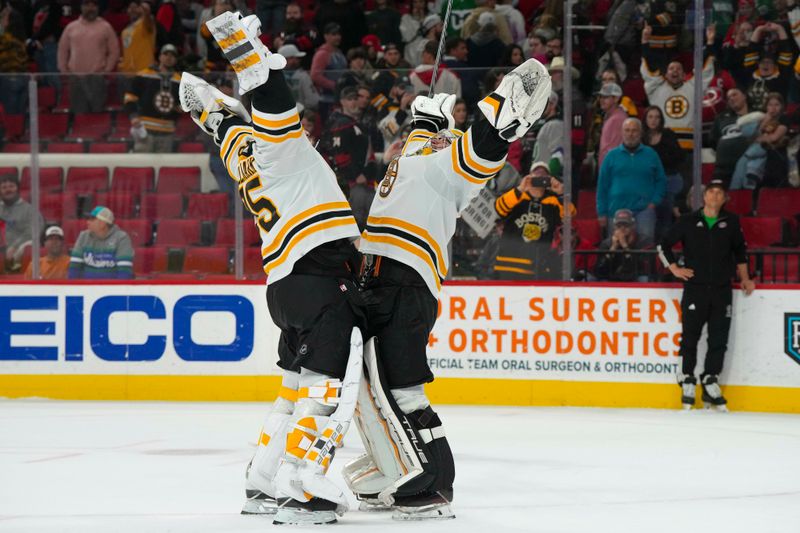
[24, 254, 70, 280]
[119, 18, 155, 74]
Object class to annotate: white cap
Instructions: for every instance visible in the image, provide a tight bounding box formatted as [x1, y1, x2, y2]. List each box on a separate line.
[45, 225, 64, 238]
[422, 14, 442, 33]
[477, 11, 495, 28]
[277, 44, 306, 58]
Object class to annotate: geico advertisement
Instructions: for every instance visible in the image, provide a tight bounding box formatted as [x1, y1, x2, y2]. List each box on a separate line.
[428, 285, 800, 387]
[0, 285, 281, 375]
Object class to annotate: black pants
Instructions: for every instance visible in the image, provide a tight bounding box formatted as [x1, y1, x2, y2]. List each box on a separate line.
[679, 283, 733, 378]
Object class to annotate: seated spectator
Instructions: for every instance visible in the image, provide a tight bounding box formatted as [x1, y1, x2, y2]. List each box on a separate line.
[593, 209, 654, 282]
[280, 43, 318, 111]
[301, 108, 319, 146]
[525, 30, 548, 62]
[371, 42, 413, 96]
[336, 47, 370, 99]
[0, 173, 45, 272]
[452, 97, 470, 131]
[492, 163, 571, 280]
[367, 0, 402, 49]
[597, 118, 666, 241]
[410, 41, 461, 97]
[466, 11, 506, 72]
[461, 0, 513, 45]
[405, 13, 441, 67]
[68, 206, 134, 279]
[500, 43, 524, 67]
[731, 92, 790, 189]
[119, 0, 156, 75]
[711, 86, 759, 183]
[643, 105, 685, 232]
[24, 225, 70, 280]
[0, 7, 30, 115]
[360, 34, 383, 69]
[125, 44, 181, 153]
[57, 0, 120, 113]
[273, 2, 316, 55]
[311, 22, 347, 119]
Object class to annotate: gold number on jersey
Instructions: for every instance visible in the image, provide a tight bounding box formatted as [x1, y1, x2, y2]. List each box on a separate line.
[379, 158, 399, 198]
[239, 174, 280, 233]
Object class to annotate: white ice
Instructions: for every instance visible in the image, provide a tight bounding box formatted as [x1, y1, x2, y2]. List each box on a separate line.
[0, 401, 798, 533]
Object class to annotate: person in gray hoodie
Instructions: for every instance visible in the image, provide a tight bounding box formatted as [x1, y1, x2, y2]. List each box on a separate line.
[0, 173, 45, 271]
[68, 206, 135, 279]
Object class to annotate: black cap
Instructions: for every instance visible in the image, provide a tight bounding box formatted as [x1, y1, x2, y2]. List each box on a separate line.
[0, 172, 19, 186]
[383, 42, 399, 52]
[323, 22, 341, 35]
[705, 179, 728, 192]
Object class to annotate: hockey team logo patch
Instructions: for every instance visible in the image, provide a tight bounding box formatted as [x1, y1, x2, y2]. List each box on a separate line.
[784, 313, 800, 366]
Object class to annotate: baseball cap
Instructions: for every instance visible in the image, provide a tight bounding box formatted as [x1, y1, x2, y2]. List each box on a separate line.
[323, 22, 341, 35]
[530, 161, 550, 174]
[597, 83, 623, 97]
[160, 44, 178, 55]
[361, 34, 383, 51]
[477, 11, 495, 28]
[89, 205, 115, 225]
[705, 179, 728, 192]
[613, 209, 636, 226]
[422, 14, 442, 33]
[383, 42, 400, 53]
[277, 44, 306, 58]
[0, 173, 19, 186]
[45, 225, 64, 238]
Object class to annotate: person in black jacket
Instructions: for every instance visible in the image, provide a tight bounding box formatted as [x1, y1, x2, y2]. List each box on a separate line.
[657, 179, 756, 411]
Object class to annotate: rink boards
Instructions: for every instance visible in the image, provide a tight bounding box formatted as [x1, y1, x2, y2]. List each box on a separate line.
[1, 281, 799, 413]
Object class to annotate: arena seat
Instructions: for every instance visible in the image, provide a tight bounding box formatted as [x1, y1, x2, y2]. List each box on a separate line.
[109, 114, 132, 142]
[66, 167, 110, 192]
[0, 167, 18, 179]
[116, 219, 152, 247]
[69, 113, 112, 141]
[574, 219, 602, 247]
[244, 247, 264, 278]
[214, 218, 261, 246]
[156, 219, 201, 246]
[62, 219, 86, 243]
[760, 250, 800, 283]
[37, 86, 57, 110]
[95, 192, 136, 219]
[741, 216, 784, 248]
[156, 167, 201, 194]
[40, 193, 65, 221]
[2, 143, 30, 153]
[3, 114, 25, 141]
[134, 246, 171, 276]
[38, 114, 69, 141]
[178, 142, 205, 153]
[62, 194, 93, 219]
[21, 167, 64, 192]
[112, 167, 155, 196]
[183, 246, 231, 274]
[47, 142, 85, 153]
[187, 192, 229, 220]
[175, 114, 198, 140]
[576, 190, 597, 219]
[756, 188, 800, 218]
[140, 192, 184, 219]
[89, 142, 128, 153]
[725, 189, 753, 216]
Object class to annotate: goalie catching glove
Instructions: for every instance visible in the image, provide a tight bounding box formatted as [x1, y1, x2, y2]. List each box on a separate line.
[179, 72, 251, 143]
[478, 58, 551, 142]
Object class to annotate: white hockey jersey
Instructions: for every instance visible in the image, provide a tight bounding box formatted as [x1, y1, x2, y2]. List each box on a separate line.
[641, 54, 714, 150]
[219, 106, 360, 284]
[359, 127, 506, 297]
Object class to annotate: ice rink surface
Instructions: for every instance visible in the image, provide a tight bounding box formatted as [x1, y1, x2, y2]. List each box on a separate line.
[0, 401, 798, 533]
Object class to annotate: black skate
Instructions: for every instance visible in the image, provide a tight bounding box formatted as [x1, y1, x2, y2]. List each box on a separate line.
[272, 497, 342, 525]
[679, 375, 697, 410]
[701, 375, 728, 412]
[392, 489, 455, 521]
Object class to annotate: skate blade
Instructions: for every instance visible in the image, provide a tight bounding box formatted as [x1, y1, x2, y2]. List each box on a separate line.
[273, 508, 337, 525]
[241, 499, 279, 515]
[681, 403, 693, 411]
[358, 500, 392, 512]
[703, 402, 729, 412]
[392, 503, 455, 521]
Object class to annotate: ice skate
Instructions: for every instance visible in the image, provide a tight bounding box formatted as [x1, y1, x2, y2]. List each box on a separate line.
[391, 489, 455, 521]
[701, 375, 729, 412]
[678, 374, 697, 410]
[205, 11, 287, 94]
[272, 497, 344, 525]
[179, 72, 251, 137]
[477, 58, 551, 141]
[241, 489, 281, 515]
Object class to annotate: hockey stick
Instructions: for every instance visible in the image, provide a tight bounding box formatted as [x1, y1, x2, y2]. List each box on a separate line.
[428, 0, 454, 98]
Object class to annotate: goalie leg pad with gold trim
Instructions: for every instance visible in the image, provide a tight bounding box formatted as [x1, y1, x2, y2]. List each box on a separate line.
[242, 370, 298, 514]
[272, 328, 363, 525]
[205, 11, 287, 94]
[343, 337, 454, 519]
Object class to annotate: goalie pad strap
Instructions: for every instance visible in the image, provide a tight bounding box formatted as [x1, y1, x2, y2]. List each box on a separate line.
[419, 426, 446, 444]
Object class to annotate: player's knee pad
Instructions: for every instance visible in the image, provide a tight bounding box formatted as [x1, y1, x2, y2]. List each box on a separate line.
[246, 370, 299, 497]
[344, 338, 454, 505]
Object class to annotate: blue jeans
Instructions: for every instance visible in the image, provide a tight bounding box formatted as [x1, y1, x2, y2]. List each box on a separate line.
[0, 75, 29, 114]
[730, 143, 766, 190]
[34, 40, 60, 89]
[632, 206, 656, 242]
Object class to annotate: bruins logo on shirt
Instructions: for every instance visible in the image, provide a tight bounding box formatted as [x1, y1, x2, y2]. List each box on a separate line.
[665, 95, 689, 119]
[154, 90, 176, 114]
[379, 158, 399, 198]
[515, 212, 548, 242]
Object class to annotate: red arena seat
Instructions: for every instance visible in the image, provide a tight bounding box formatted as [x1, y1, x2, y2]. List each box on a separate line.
[62, 219, 86, 243]
[47, 142, 85, 153]
[116, 219, 152, 247]
[40, 193, 65, 221]
[187, 192, 229, 220]
[178, 142, 205, 153]
[576, 190, 597, 219]
[725, 190, 753, 216]
[156, 219, 201, 246]
[89, 142, 128, 153]
[109, 114, 132, 141]
[69, 113, 112, 141]
[66, 167, 109, 192]
[157, 167, 201, 194]
[38, 113, 69, 140]
[112, 167, 155, 196]
[95, 192, 136, 219]
[21, 167, 64, 192]
[574, 219, 602, 247]
[134, 246, 171, 276]
[214, 218, 261, 246]
[3, 114, 26, 141]
[740, 216, 784, 248]
[183, 246, 231, 274]
[3, 143, 31, 153]
[756, 188, 800, 218]
[140, 192, 184, 219]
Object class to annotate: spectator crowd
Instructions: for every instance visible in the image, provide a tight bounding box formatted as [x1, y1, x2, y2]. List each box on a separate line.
[1, 0, 800, 281]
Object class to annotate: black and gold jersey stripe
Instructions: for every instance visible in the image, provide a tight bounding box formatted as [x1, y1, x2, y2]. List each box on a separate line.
[450, 128, 504, 184]
[221, 126, 255, 174]
[252, 108, 304, 143]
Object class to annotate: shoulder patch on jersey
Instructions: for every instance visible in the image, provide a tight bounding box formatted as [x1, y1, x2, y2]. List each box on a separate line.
[379, 158, 399, 198]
